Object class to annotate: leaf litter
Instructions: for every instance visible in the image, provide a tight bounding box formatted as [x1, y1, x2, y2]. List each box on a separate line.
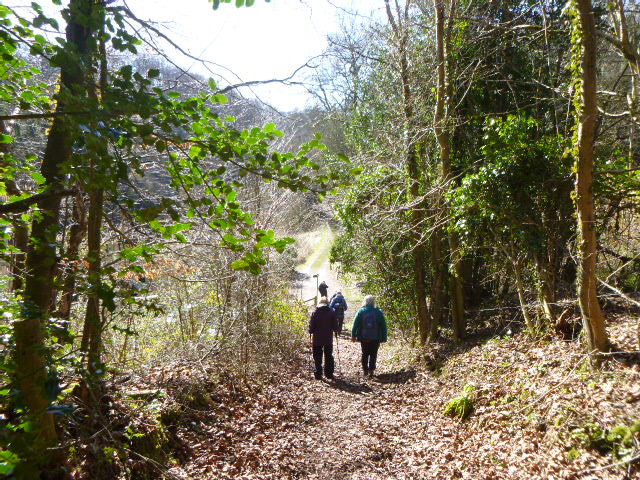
[67, 311, 640, 479]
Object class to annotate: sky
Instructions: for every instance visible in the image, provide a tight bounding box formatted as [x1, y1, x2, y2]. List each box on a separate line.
[6, 0, 384, 111]
[127, 0, 382, 111]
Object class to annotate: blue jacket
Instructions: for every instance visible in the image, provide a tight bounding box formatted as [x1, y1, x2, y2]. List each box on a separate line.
[351, 306, 388, 342]
[329, 294, 348, 315]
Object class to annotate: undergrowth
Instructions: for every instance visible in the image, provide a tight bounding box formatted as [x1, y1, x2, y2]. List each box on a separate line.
[444, 383, 477, 420]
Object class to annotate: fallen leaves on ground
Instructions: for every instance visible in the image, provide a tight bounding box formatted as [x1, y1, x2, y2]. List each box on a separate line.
[66, 309, 640, 479]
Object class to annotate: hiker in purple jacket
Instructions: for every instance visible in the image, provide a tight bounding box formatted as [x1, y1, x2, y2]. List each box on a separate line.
[309, 297, 340, 380]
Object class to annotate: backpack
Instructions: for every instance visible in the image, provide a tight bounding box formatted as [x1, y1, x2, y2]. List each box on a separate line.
[332, 296, 346, 313]
[361, 309, 378, 340]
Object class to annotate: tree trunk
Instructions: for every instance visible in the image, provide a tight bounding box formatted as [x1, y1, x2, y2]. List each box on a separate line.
[13, 2, 93, 464]
[385, 0, 431, 343]
[81, 33, 108, 375]
[573, 0, 610, 352]
[429, 225, 445, 341]
[434, 0, 465, 340]
[535, 259, 556, 326]
[448, 235, 466, 340]
[57, 190, 87, 320]
[0, 120, 28, 292]
[514, 258, 535, 332]
[81, 186, 104, 374]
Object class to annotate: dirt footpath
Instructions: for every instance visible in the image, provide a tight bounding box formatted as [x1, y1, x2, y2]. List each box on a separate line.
[255, 332, 629, 480]
[279, 333, 444, 480]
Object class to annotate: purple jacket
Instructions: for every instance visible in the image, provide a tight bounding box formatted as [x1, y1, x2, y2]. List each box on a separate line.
[309, 306, 339, 346]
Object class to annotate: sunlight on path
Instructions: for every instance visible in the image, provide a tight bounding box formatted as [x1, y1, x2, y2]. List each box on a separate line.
[295, 224, 364, 320]
[289, 334, 425, 479]
[298, 223, 333, 274]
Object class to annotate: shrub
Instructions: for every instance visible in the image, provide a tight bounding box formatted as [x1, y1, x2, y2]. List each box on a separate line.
[444, 384, 477, 420]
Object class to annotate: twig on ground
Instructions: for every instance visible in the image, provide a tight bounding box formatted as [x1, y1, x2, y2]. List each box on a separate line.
[578, 452, 640, 476]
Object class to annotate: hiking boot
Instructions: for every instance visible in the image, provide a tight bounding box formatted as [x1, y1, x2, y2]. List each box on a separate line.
[314, 373, 322, 380]
[362, 369, 369, 377]
[368, 370, 375, 378]
[326, 374, 334, 380]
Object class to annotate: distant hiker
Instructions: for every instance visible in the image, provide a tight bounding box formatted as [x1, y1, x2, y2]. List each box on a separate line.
[309, 297, 340, 380]
[351, 295, 388, 378]
[318, 280, 328, 298]
[329, 291, 348, 332]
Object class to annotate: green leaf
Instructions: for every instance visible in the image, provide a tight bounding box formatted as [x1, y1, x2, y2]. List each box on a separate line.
[231, 259, 248, 269]
[136, 124, 154, 136]
[189, 145, 202, 158]
[223, 233, 238, 244]
[149, 219, 163, 231]
[30, 172, 46, 184]
[0, 449, 20, 475]
[0, 133, 13, 144]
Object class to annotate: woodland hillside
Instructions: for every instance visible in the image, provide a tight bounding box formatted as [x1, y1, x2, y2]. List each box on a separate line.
[0, 0, 640, 478]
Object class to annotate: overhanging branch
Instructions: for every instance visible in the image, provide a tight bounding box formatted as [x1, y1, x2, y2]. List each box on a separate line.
[0, 189, 76, 215]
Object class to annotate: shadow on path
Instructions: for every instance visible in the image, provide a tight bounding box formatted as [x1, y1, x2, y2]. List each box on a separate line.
[325, 377, 373, 394]
[373, 368, 417, 385]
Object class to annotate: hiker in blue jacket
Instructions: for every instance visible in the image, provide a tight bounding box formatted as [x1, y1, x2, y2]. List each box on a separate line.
[351, 295, 388, 377]
[329, 291, 348, 332]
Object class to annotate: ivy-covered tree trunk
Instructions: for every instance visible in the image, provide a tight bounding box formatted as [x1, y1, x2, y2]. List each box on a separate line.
[434, 0, 465, 340]
[572, 0, 610, 352]
[12, 0, 93, 465]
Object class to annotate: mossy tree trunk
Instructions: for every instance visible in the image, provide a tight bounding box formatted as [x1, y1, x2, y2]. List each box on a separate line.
[12, 0, 94, 465]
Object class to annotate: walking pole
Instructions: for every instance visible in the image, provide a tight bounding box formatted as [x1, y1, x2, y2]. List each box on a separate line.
[335, 333, 341, 375]
[308, 334, 313, 373]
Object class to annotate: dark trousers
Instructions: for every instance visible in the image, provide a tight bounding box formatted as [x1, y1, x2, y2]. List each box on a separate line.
[361, 340, 380, 372]
[337, 314, 344, 332]
[313, 344, 334, 378]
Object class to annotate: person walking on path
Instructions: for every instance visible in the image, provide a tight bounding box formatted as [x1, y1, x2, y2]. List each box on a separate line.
[329, 291, 348, 333]
[318, 280, 328, 298]
[309, 297, 340, 380]
[351, 295, 388, 377]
